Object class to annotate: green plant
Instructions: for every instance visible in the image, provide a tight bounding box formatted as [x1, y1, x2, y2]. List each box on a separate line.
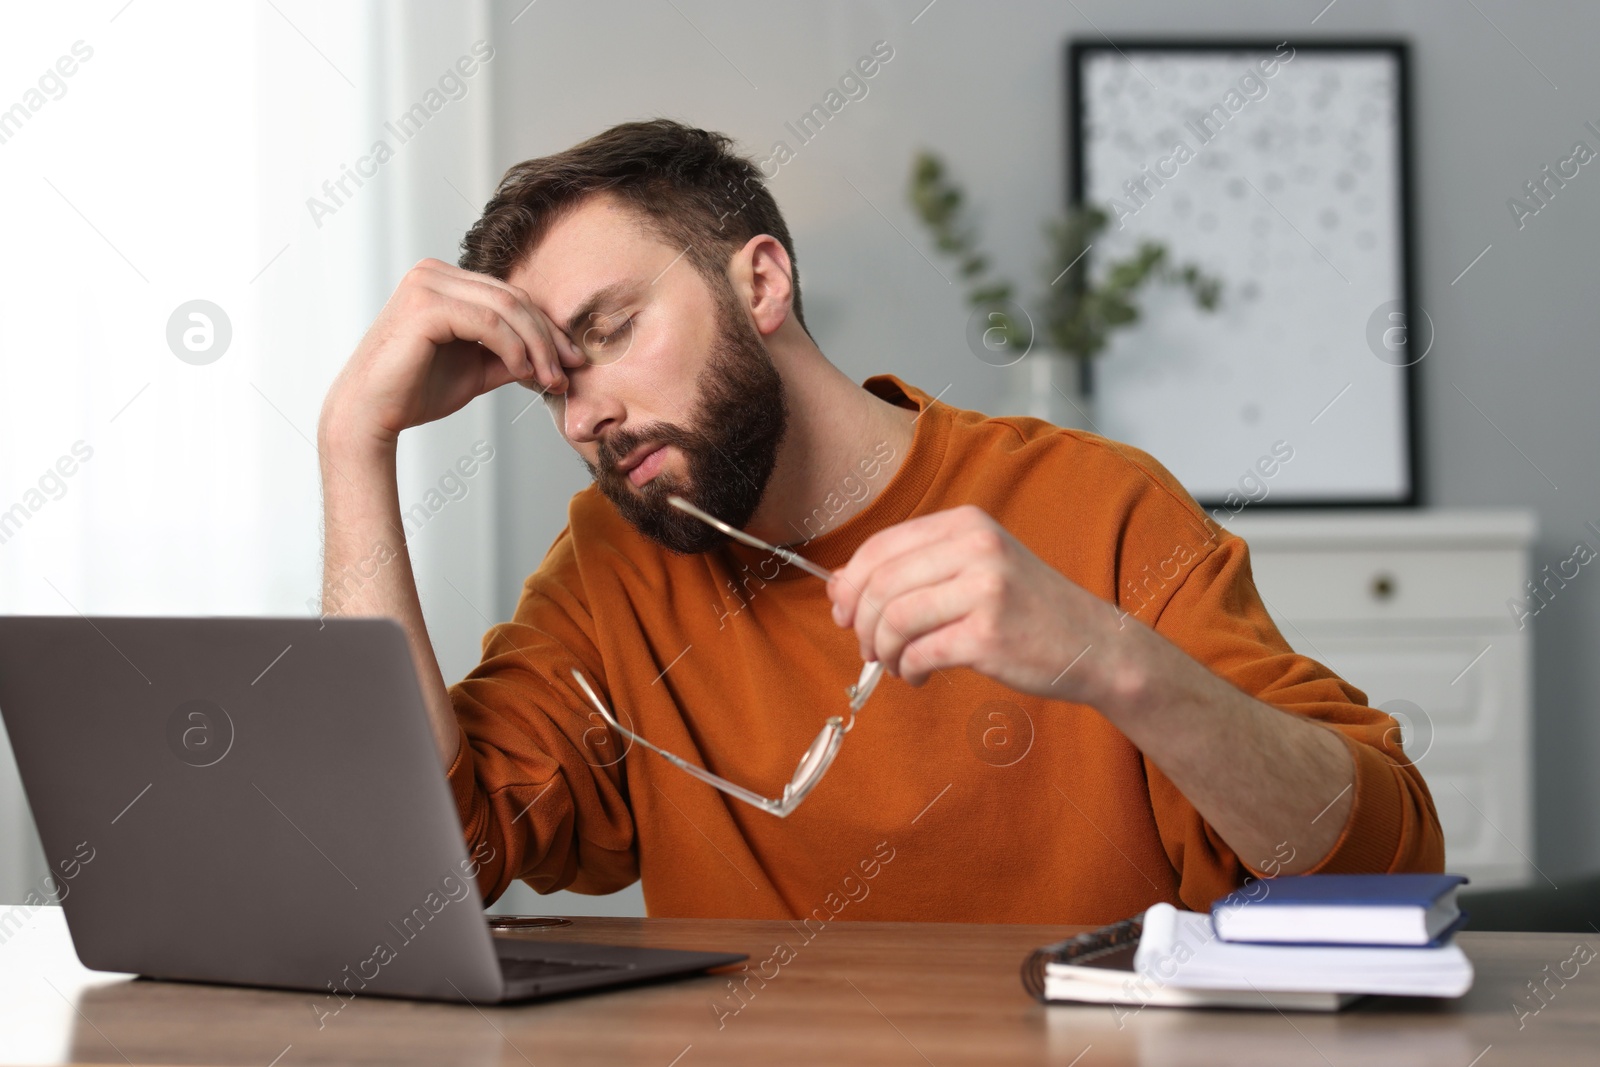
[908, 150, 1222, 377]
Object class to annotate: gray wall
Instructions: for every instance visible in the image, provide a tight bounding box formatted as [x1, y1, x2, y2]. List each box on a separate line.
[483, 0, 1600, 917]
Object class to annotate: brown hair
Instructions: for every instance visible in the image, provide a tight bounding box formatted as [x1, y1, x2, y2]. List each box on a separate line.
[458, 118, 806, 330]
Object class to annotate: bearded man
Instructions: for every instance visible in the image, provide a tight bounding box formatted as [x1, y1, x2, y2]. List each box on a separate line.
[317, 119, 1443, 925]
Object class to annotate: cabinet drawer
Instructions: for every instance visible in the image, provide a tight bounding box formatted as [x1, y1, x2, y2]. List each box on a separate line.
[1240, 546, 1522, 625]
[1298, 634, 1527, 746]
[1422, 763, 1533, 885]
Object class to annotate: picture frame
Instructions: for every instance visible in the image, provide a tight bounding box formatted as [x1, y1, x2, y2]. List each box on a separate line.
[1067, 39, 1421, 510]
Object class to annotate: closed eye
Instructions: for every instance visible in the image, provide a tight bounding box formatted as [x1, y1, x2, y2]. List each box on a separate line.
[590, 313, 634, 349]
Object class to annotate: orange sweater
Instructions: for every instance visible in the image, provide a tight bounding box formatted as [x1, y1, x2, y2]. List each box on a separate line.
[446, 375, 1444, 924]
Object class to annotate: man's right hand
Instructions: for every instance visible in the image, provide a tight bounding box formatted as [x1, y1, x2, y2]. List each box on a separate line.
[320, 258, 585, 448]
[315, 258, 585, 768]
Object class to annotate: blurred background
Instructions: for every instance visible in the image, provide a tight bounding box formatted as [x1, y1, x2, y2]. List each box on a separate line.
[1, 0, 1597, 921]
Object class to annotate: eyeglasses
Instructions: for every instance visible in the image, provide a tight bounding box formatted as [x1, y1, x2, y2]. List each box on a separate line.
[566, 496, 885, 818]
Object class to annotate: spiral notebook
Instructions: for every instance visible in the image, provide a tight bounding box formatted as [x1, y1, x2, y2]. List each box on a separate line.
[1022, 911, 1357, 1011]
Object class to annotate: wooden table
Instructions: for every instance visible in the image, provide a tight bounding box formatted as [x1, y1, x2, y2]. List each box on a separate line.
[1, 906, 1595, 1065]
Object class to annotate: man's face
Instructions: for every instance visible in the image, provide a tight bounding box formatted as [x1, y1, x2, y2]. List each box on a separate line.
[507, 194, 787, 553]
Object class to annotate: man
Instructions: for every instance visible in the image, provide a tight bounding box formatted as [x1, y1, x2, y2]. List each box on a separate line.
[317, 119, 1443, 925]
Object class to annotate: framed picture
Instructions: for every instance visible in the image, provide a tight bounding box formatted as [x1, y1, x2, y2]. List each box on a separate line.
[1068, 39, 1420, 510]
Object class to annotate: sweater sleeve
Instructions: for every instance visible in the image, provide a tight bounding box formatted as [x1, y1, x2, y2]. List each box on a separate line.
[1143, 527, 1447, 911]
[444, 524, 638, 905]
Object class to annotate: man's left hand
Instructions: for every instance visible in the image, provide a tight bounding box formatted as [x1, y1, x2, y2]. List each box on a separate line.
[827, 505, 1135, 704]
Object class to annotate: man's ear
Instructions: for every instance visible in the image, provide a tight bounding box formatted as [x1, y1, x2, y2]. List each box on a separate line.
[731, 234, 794, 338]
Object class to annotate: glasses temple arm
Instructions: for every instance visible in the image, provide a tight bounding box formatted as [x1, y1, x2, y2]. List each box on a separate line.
[569, 669, 788, 815]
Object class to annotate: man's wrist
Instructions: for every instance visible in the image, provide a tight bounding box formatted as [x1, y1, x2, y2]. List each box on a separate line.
[318, 401, 399, 465]
[1082, 623, 1178, 728]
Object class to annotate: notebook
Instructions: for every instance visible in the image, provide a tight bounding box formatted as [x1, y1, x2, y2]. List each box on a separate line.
[1211, 873, 1467, 946]
[1022, 912, 1358, 1012]
[1024, 903, 1473, 1009]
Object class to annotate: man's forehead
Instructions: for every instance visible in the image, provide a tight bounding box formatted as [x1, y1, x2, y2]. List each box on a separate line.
[507, 194, 674, 323]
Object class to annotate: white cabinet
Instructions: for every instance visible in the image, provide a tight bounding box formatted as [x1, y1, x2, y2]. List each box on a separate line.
[1225, 509, 1537, 890]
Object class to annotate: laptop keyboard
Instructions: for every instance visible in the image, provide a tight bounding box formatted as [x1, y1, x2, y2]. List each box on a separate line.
[498, 956, 633, 982]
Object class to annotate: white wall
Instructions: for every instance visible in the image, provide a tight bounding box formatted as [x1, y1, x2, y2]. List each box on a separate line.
[484, 0, 1600, 917]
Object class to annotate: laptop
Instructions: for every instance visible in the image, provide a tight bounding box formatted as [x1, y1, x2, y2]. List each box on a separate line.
[0, 615, 745, 1003]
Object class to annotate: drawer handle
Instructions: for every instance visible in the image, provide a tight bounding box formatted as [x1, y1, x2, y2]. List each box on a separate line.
[1370, 572, 1398, 601]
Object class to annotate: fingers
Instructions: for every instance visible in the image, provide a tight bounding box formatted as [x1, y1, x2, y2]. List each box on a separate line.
[841, 537, 968, 657]
[895, 620, 973, 687]
[830, 507, 1015, 685]
[830, 507, 979, 624]
[433, 273, 573, 394]
[474, 345, 521, 394]
[410, 259, 579, 394]
[466, 269, 588, 370]
[864, 578, 973, 681]
[429, 300, 539, 396]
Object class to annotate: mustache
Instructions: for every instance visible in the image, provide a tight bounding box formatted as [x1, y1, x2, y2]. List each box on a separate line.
[594, 423, 700, 478]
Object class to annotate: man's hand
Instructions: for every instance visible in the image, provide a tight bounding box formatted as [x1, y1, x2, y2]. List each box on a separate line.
[827, 505, 1128, 704]
[320, 257, 584, 448]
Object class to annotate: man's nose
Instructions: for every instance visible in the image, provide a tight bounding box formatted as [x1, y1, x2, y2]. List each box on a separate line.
[562, 384, 622, 444]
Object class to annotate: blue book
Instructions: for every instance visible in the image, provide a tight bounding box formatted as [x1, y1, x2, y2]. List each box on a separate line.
[1211, 874, 1468, 946]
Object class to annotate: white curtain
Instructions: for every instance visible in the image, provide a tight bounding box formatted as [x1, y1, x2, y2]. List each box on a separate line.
[0, 0, 496, 903]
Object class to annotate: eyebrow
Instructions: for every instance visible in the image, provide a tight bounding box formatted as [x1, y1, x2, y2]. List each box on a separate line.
[563, 280, 636, 338]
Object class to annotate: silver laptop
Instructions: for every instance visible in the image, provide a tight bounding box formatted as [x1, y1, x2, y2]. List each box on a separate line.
[0, 615, 744, 1003]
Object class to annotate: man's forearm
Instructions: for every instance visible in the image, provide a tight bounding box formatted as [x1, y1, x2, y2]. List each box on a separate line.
[317, 419, 461, 767]
[1098, 624, 1356, 875]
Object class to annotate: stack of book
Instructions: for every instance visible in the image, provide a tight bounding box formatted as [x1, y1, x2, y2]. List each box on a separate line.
[1024, 874, 1473, 1011]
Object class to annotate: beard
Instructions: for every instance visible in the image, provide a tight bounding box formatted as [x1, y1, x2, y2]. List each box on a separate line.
[585, 280, 788, 554]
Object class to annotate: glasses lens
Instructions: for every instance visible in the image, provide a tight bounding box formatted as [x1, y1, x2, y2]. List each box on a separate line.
[781, 719, 845, 806]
